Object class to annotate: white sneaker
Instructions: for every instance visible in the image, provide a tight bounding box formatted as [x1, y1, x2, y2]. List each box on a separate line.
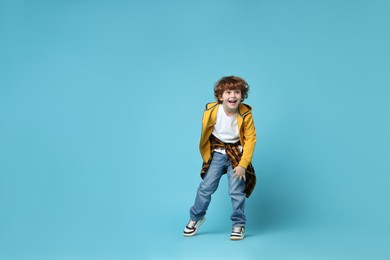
[183, 217, 206, 237]
[230, 226, 245, 240]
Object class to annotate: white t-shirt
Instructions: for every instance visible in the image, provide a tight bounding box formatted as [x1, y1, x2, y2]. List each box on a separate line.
[212, 105, 241, 154]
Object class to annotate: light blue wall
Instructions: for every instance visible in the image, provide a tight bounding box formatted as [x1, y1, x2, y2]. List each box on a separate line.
[1, 0, 389, 259]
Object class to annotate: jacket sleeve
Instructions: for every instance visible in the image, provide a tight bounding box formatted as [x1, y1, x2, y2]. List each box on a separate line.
[239, 113, 256, 169]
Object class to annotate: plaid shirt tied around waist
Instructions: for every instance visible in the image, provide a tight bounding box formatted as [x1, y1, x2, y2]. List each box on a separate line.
[201, 135, 256, 198]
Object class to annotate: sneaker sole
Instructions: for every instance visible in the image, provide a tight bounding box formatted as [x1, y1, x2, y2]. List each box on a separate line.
[183, 217, 206, 237]
[230, 235, 244, 240]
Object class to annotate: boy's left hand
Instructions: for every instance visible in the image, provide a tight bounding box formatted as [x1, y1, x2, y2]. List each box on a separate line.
[233, 166, 246, 181]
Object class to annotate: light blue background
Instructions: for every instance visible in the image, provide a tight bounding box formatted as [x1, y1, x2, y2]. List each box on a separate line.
[1, 0, 389, 259]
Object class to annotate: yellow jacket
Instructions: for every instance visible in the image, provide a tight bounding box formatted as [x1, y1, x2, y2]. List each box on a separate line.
[199, 102, 256, 169]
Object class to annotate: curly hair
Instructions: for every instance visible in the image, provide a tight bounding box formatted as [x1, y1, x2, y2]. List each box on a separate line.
[214, 76, 249, 102]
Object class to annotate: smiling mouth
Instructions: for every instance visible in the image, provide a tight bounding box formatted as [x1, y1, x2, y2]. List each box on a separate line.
[228, 100, 238, 104]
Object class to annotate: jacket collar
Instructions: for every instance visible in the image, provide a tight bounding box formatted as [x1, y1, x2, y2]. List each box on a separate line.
[205, 101, 252, 117]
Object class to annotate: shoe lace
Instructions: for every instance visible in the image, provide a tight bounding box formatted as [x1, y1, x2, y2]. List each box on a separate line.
[187, 220, 197, 228]
[232, 227, 242, 233]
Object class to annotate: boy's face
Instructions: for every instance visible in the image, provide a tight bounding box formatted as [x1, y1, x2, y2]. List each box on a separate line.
[219, 89, 242, 114]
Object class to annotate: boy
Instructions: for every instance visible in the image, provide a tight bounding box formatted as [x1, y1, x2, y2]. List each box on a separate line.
[183, 76, 256, 240]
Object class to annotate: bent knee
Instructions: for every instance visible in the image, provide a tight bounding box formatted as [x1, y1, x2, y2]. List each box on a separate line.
[199, 182, 218, 194]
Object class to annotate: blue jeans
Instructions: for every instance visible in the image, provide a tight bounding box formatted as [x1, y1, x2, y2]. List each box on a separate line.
[190, 152, 246, 227]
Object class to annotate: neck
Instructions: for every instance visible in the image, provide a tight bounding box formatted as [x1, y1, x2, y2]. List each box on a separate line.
[222, 105, 238, 116]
